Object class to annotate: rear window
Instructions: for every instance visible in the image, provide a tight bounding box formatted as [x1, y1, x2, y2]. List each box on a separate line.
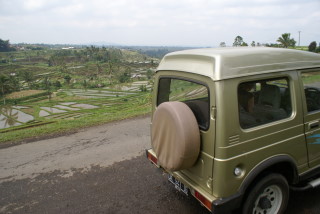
[157, 78, 209, 130]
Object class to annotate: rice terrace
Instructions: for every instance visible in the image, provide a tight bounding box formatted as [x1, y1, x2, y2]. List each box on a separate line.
[0, 42, 167, 143]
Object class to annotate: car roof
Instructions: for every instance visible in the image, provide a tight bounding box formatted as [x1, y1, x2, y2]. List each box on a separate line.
[157, 47, 320, 80]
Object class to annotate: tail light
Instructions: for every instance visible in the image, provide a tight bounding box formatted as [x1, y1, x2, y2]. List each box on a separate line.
[194, 190, 212, 211]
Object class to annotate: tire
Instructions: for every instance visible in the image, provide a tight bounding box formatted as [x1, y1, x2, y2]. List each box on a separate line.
[151, 101, 200, 171]
[242, 173, 289, 214]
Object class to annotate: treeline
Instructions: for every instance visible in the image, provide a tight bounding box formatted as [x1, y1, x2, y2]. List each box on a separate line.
[124, 46, 198, 58]
[221, 33, 320, 52]
[0, 39, 16, 52]
[47, 46, 123, 67]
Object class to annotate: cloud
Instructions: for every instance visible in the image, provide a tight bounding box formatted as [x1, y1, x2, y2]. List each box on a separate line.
[0, 0, 319, 46]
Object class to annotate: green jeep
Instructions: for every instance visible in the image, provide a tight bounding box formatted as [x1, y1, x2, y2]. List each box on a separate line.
[146, 47, 320, 214]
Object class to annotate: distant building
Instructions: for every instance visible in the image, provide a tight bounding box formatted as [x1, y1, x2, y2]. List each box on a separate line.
[62, 47, 74, 50]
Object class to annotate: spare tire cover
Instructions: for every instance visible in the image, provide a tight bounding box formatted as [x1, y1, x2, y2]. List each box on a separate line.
[151, 101, 200, 171]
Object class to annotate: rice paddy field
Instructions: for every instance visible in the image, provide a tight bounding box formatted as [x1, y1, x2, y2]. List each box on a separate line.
[0, 81, 152, 143]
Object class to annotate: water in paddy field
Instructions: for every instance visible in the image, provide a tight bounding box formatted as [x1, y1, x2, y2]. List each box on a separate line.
[0, 102, 100, 129]
[0, 106, 34, 129]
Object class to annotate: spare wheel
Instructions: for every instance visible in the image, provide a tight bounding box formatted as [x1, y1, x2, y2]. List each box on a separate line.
[151, 101, 200, 171]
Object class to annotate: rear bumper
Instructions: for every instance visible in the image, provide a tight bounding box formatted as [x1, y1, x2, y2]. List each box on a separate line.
[146, 149, 243, 213]
[211, 192, 243, 214]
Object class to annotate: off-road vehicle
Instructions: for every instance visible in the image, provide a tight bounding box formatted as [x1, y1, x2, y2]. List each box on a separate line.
[146, 47, 320, 213]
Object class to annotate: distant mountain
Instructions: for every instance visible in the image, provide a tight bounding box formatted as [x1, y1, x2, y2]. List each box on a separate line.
[81, 41, 122, 47]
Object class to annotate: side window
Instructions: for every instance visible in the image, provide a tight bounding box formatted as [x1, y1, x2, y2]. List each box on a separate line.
[301, 71, 320, 112]
[157, 78, 209, 130]
[238, 78, 292, 129]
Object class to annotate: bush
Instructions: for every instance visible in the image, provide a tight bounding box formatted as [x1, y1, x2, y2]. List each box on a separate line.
[309, 41, 317, 52]
[139, 85, 147, 92]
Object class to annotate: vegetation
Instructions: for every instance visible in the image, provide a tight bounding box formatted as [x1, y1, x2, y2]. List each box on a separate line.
[0, 44, 158, 99]
[0, 41, 159, 143]
[308, 41, 320, 53]
[277, 33, 296, 48]
[224, 33, 304, 49]
[0, 74, 10, 104]
[233, 36, 248, 47]
[0, 39, 16, 52]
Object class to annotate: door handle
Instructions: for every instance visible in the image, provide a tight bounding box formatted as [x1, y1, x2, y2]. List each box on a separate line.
[309, 121, 320, 130]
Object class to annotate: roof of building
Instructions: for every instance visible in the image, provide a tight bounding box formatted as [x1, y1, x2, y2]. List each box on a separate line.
[157, 47, 320, 80]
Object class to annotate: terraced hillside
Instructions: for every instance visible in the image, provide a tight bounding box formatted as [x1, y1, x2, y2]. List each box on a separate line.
[0, 46, 156, 142]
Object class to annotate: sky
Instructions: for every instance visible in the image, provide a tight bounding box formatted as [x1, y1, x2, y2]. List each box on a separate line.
[0, 0, 319, 47]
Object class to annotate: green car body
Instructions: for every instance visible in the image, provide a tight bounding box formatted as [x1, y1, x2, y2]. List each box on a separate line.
[147, 47, 320, 213]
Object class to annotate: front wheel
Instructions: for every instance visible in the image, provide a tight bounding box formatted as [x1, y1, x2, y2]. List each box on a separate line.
[242, 173, 289, 214]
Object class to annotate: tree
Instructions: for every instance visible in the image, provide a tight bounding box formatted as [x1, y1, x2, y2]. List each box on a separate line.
[220, 42, 226, 47]
[241, 42, 248, 46]
[96, 62, 103, 75]
[8, 74, 20, 92]
[233, 36, 246, 47]
[277, 33, 296, 48]
[308, 41, 317, 52]
[118, 70, 131, 83]
[251, 41, 256, 47]
[0, 74, 10, 104]
[54, 80, 62, 89]
[82, 80, 88, 91]
[0, 39, 16, 52]
[146, 69, 154, 80]
[20, 71, 34, 89]
[64, 75, 71, 85]
[42, 76, 52, 101]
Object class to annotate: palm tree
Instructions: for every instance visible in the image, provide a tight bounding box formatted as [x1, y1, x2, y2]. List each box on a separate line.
[0, 74, 10, 105]
[277, 33, 296, 48]
[21, 71, 34, 89]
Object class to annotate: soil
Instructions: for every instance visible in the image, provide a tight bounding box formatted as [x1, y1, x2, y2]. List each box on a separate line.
[1, 115, 320, 214]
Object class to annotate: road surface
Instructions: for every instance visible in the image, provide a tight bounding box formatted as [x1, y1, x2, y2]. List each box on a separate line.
[1, 115, 320, 213]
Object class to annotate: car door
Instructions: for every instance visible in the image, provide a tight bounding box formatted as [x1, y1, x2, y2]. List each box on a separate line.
[301, 69, 320, 168]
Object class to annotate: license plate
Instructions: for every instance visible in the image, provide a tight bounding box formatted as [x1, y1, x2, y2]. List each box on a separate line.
[168, 174, 189, 196]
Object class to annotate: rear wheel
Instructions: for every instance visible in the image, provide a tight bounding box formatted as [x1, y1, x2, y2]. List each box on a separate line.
[242, 173, 289, 214]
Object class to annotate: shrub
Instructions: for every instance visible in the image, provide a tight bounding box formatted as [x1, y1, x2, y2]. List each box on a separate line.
[309, 41, 317, 52]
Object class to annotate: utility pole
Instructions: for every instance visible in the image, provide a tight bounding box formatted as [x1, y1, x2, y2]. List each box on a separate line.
[298, 31, 301, 47]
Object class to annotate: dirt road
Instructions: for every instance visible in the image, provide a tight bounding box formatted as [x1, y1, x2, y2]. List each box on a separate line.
[1, 116, 320, 213]
[0, 116, 151, 182]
